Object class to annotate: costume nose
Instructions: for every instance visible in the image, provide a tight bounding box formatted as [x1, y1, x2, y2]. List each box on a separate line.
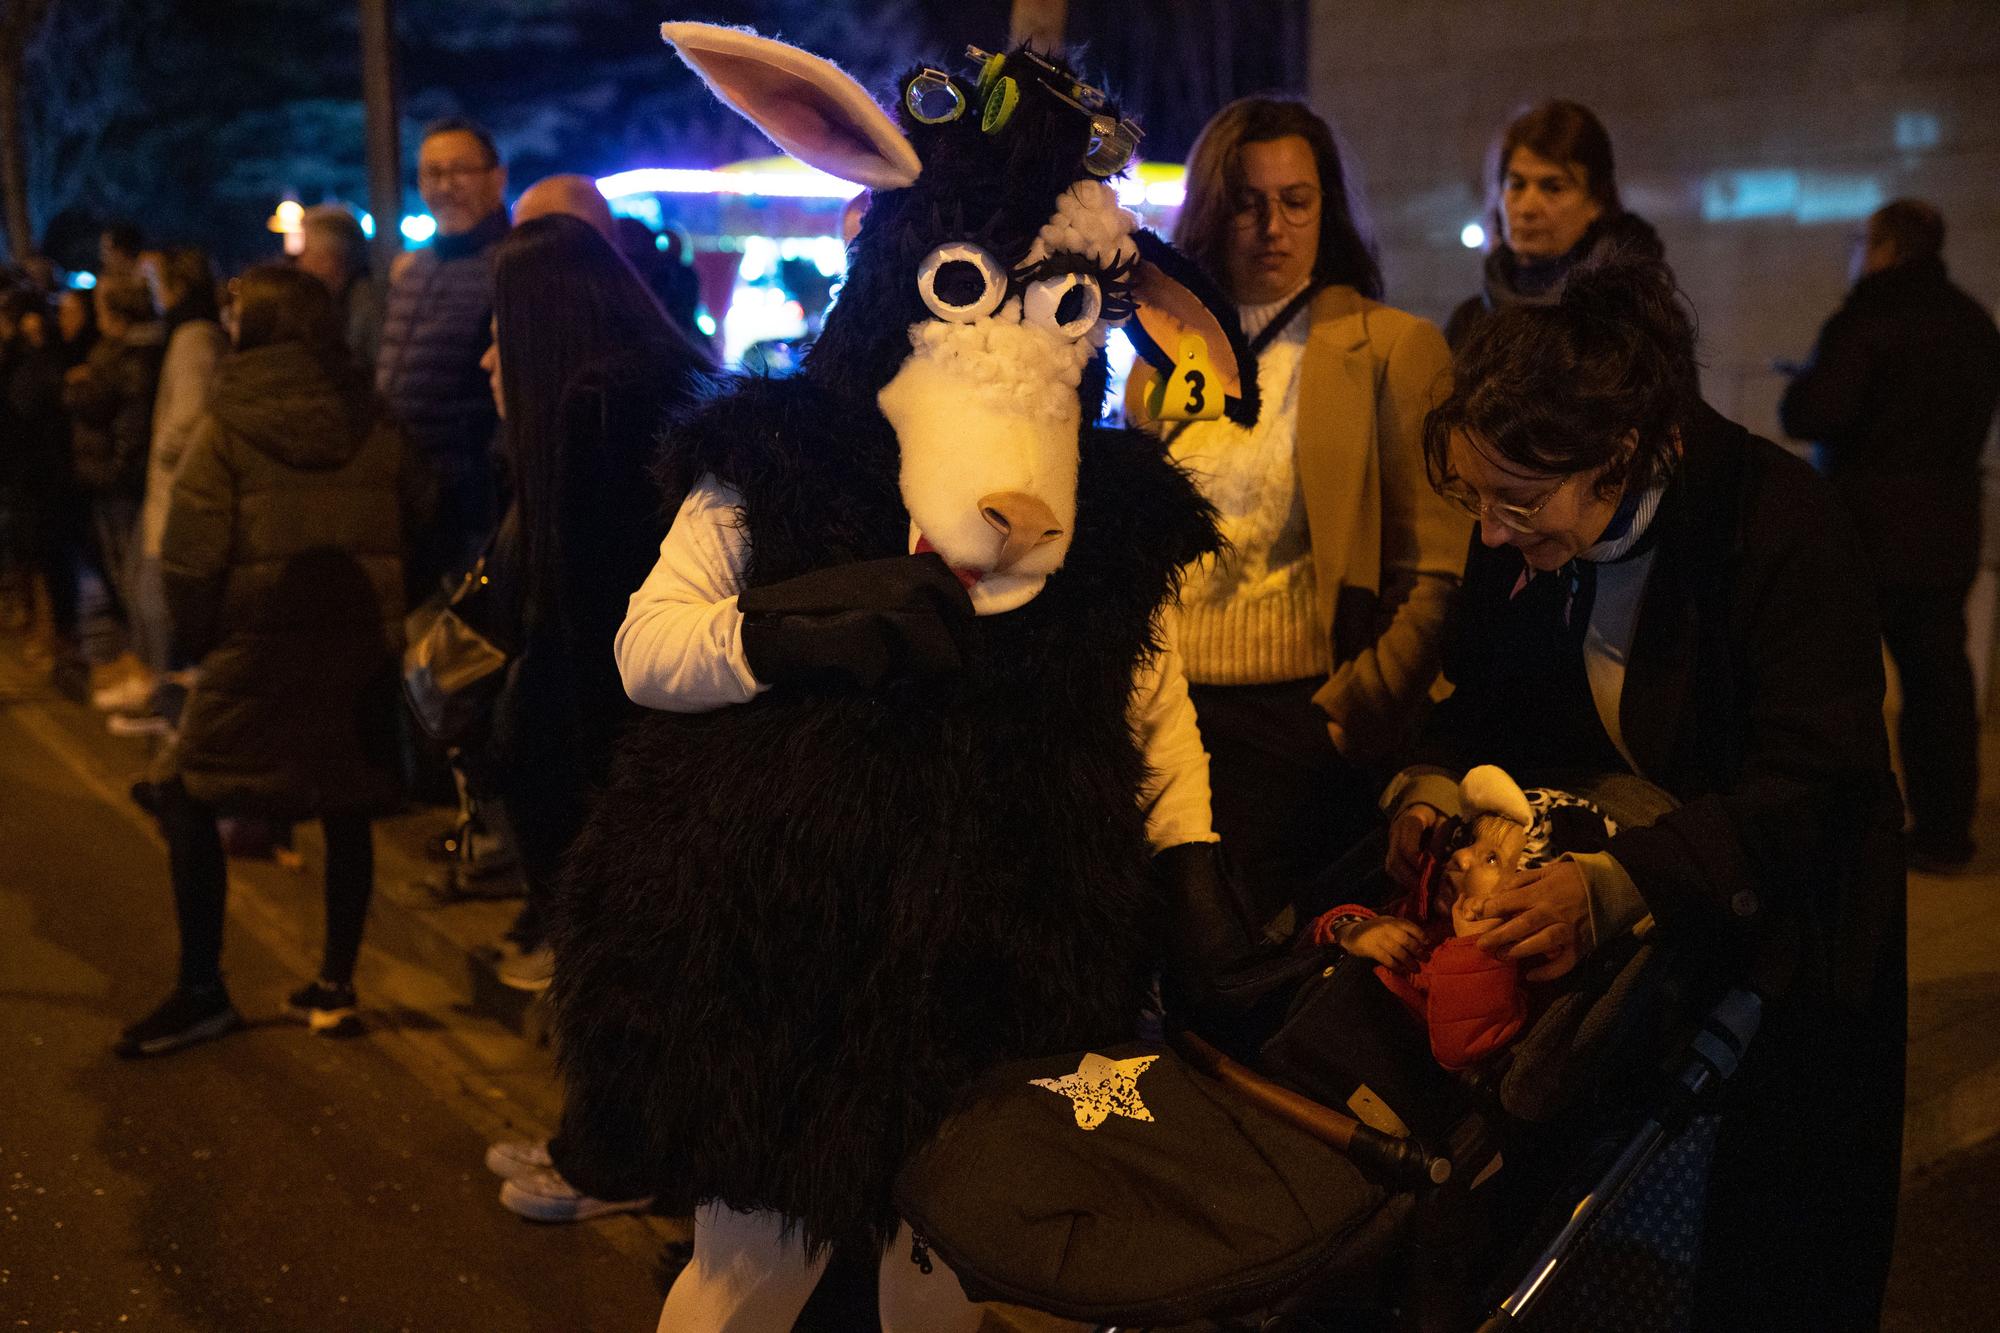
[979, 491, 1063, 572]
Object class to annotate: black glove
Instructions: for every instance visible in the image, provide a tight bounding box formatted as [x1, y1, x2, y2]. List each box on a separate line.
[1157, 841, 1317, 1051]
[738, 553, 976, 690]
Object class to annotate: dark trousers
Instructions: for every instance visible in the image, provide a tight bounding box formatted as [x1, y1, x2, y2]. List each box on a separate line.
[20, 487, 82, 637]
[1880, 582, 1979, 856]
[87, 492, 139, 623]
[1187, 677, 1382, 929]
[159, 780, 376, 990]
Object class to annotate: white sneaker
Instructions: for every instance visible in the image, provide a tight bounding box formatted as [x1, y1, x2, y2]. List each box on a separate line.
[499, 1166, 653, 1223]
[484, 1138, 554, 1179]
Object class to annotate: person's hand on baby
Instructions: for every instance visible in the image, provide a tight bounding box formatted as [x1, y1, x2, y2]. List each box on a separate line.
[1450, 890, 1498, 938]
[1471, 858, 1594, 982]
[1384, 802, 1443, 888]
[1333, 916, 1428, 973]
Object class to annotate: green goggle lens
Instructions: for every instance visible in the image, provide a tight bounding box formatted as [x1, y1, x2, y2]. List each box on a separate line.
[981, 76, 1020, 135]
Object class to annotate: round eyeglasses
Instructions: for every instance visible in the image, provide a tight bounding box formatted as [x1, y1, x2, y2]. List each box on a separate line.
[1230, 187, 1322, 230]
[1437, 474, 1571, 533]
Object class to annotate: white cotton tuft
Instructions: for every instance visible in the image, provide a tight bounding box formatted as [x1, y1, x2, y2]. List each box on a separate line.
[1022, 179, 1140, 272]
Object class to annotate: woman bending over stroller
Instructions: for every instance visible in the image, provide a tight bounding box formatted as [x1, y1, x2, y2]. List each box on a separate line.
[1385, 252, 1905, 1331]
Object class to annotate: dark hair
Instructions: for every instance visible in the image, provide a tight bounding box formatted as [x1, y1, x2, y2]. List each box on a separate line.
[491, 214, 706, 619]
[94, 273, 155, 326]
[1423, 252, 1696, 500]
[1176, 97, 1383, 301]
[101, 222, 144, 258]
[421, 116, 501, 167]
[56, 287, 97, 346]
[1485, 100, 1622, 245]
[1, 288, 47, 325]
[1870, 198, 1945, 265]
[156, 247, 219, 328]
[232, 262, 343, 355]
[301, 205, 371, 278]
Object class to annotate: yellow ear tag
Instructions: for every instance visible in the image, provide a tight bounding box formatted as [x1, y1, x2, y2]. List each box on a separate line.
[1145, 333, 1226, 422]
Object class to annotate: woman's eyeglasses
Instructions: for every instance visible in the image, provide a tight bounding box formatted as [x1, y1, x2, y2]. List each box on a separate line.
[1437, 474, 1570, 532]
[1230, 187, 1321, 230]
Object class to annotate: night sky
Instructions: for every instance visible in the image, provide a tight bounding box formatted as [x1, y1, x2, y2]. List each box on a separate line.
[16, 0, 1304, 271]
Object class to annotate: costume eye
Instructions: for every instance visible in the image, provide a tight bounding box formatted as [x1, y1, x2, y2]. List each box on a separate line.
[916, 242, 1007, 322]
[1022, 271, 1102, 338]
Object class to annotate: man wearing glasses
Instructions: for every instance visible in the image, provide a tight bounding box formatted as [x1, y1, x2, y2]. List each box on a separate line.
[377, 117, 511, 601]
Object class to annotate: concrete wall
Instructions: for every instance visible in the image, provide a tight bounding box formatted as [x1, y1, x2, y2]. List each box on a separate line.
[1308, 0, 2000, 444]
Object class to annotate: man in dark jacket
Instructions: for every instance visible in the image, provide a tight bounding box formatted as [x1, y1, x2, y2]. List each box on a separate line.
[63, 274, 165, 625]
[1781, 198, 2000, 873]
[376, 116, 509, 600]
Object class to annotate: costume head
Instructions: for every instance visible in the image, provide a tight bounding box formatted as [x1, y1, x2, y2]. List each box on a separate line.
[660, 23, 1255, 614]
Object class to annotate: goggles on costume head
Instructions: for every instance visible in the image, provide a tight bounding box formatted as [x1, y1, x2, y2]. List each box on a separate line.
[903, 67, 967, 124]
[963, 44, 1143, 178]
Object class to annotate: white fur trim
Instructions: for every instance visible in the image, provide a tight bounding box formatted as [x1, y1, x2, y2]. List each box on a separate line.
[1459, 764, 1534, 827]
[1022, 180, 1140, 274]
[659, 23, 921, 190]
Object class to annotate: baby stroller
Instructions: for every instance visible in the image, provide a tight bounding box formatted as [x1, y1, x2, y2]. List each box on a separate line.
[896, 781, 1782, 1331]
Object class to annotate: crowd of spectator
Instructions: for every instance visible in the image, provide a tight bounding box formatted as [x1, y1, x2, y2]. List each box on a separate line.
[0, 81, 1992, 1331]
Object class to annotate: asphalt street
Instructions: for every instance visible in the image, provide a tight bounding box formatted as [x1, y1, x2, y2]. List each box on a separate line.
[0, 666, 667, 1332]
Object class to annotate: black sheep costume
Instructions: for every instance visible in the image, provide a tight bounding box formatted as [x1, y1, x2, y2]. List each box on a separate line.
[546, 27, 1256, 1258]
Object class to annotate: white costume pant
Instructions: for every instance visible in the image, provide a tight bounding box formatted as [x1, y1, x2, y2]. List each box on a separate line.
[656, 1205, 986, 1332]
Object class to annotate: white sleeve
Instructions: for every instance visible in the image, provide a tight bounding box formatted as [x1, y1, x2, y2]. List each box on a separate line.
[614, 474, 769, 713]
[1128, 617, 1217, 851]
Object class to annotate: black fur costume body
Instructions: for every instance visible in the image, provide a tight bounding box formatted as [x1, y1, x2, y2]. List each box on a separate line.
[547, 38, 1238, 1257]
[548, 373, 1217, 1251]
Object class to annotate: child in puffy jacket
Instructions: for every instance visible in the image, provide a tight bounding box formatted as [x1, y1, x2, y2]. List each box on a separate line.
[1313, 766, 1615, 1070]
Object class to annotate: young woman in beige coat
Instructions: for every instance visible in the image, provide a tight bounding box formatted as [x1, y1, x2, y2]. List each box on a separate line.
[1128, 98, 1468, 927]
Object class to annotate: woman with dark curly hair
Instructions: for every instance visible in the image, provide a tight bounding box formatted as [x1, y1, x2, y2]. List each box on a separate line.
[1388, 254, 1905, 1330]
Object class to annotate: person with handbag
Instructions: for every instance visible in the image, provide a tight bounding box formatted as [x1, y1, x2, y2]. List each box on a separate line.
[115, 264, 421, 1058]
[465, 214, 710, 1222]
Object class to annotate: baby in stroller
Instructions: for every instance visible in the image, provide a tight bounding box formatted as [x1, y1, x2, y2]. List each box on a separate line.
[1312, 766, 1617, 1071]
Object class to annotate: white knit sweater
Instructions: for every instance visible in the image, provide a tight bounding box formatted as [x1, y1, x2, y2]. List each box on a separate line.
[1168, 285, 1328, 685]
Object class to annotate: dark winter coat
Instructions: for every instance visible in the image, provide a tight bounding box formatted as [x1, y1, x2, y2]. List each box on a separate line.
[375, 210, 506, 483]
[159, 343, 414, 819]
[1779, 255, 2000, 588]
[3, 335, 71, 501]
[64, 322, 166, 496]
[548, 374, 1219, 1253]
[1417, 403, 1906, 1327]
[1444, 212, 1666, 350]
[493, 347, 705, 884]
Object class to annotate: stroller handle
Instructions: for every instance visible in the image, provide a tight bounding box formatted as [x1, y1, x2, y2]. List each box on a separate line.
[1171, 1031, 1452, 1188]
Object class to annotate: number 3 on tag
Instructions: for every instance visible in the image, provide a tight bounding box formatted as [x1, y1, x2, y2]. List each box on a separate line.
[1146, 333, 1226, 422]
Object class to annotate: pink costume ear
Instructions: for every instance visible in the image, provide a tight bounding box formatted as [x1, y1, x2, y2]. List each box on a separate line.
[1128, 259, 1243, 401]
[659, 22, 921, 191]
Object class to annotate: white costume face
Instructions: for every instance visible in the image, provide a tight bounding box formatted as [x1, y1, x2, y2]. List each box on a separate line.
[880, 180, 1140, 614]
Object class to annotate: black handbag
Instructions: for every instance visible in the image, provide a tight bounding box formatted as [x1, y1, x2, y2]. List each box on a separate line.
[402, 519, 519, 744]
